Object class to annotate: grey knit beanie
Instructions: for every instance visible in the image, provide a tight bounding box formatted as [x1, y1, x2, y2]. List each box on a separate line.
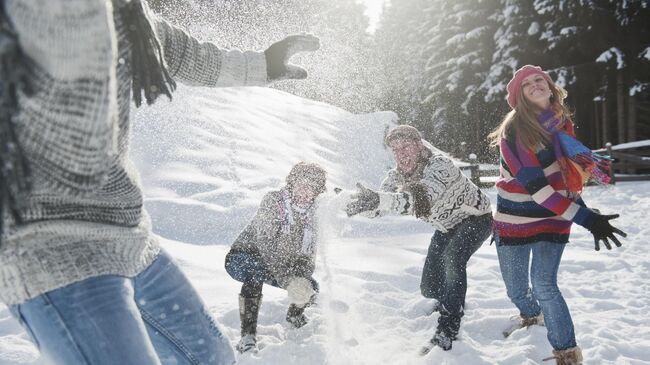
[385, 125, 422, 145]
[286, 162, 327, 194]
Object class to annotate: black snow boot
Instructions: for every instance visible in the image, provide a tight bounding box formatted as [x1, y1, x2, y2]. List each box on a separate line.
[425, 310, 460, 352]
[419, 326, 457, 355]
[237, 294, 262, 353]
[286, 292, 317, 328]
[430, 329, 454, 351]
[286, 303, 308, 328]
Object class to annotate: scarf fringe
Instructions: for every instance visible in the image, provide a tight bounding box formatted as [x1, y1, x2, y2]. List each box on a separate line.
[1, 6, 33, 232]
[120, 0, 176, 107]
[540, 109, 611, 192]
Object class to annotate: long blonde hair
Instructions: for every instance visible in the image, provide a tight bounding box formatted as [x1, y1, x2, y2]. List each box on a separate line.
[488, 79, 571, 150]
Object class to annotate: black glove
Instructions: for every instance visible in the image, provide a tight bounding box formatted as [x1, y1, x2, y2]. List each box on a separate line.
[587, 213, 627, 251]
[345, 183, 380, 217]
[264, 34, 320, 81]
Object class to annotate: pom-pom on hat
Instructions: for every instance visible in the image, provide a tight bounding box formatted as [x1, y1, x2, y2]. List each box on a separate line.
[385, 125, 422, 146]
[506, 65, 553, 109]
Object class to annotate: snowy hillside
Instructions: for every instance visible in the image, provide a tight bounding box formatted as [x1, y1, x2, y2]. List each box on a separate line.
[1, 87, 649, 365]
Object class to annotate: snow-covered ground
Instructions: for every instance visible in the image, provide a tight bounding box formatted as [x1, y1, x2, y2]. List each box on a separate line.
[1, 86, 649, 365]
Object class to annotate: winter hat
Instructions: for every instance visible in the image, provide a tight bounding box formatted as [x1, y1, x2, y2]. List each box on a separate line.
[385, 125, 422, 145]
[286, 162, 327, 194]
[506, 65, 553, 109]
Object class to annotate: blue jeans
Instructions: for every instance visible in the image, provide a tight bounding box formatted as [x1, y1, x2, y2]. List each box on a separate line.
[9, 250, 235, 365]
[496, 240, 576, 350]
[224, 251, 319, 295]
[420, 213, 492, 337]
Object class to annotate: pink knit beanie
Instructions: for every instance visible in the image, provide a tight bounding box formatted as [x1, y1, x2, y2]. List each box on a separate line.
[506, 65, 553, 109]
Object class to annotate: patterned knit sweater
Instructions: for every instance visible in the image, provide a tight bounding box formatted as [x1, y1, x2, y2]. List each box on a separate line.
[494, 136, 598, 245]
[229, 190, 317, 288]
[0, 0, 267, 305]
[368, 146, 492, 232]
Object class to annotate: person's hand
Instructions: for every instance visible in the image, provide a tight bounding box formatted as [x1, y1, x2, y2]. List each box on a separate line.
[587, 213, 627, 251]
[264, 34, 320, 81]
[345, 183, 380, 217]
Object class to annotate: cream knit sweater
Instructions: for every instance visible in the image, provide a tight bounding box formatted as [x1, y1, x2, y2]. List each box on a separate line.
[369, 146, 492, 233]
[0, 0, 267, 305]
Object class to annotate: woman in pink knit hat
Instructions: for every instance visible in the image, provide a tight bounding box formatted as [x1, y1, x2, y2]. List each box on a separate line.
[487, 65, 626, 364]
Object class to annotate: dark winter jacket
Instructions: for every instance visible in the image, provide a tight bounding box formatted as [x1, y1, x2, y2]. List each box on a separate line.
[229, 189, 318, 288]
[367, 145, 492, 232]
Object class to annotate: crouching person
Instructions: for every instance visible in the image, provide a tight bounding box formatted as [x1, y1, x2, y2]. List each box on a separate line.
[225, 162, 327, 353]
[345, 125, 493, 352]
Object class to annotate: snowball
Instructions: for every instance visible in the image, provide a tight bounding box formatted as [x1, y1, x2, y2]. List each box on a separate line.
[287, 277, 315, 305]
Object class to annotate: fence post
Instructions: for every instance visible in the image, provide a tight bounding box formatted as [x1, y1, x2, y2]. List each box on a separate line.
[606, 142, 616, 185]
[468, 153, 480, 186]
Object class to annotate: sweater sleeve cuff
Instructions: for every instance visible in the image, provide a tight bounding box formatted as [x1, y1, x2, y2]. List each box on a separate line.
[563, 204, 597, 229]
[219, 50, 268, 87]
[376, 191, 413, 216]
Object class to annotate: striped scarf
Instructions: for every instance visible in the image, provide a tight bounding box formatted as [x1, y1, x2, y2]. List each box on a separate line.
[279, 188, 317, 256]
[537, 108, 611, 193]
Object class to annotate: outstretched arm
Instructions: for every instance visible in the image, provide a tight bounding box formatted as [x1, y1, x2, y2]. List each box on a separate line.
[500, 138, 626, 250]
[153, 15, 319, 88]
[153, 17, 267, 87]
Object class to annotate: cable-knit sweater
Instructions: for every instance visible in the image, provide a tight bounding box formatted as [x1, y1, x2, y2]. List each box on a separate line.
[0, 0, 267, 305]
[368, 146, 492, 232]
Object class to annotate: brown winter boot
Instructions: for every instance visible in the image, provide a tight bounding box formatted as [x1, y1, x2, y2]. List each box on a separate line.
[502, 312, 545, 338]
[543, 346, 583, 365]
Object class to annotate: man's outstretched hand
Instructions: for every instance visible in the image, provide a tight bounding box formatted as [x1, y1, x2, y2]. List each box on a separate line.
[264, 34, 320, 81]
[345, 183, 380, 217]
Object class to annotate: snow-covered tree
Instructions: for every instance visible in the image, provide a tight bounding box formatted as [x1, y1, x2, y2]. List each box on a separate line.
[374, 0, 431, 127]
[419, 0, 501, 157]
[529, 0, 650, 146]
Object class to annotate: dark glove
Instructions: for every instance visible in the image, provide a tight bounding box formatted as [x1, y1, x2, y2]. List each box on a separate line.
[345, 183, 380, 217]
[587, 213, 627, 251]
[264, 34, 320, 81]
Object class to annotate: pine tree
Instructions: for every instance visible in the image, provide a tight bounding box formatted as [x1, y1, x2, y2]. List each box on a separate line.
[419, 0, 501, 157]
[530, 0, 650, 146]
[374, 0, 431, 129]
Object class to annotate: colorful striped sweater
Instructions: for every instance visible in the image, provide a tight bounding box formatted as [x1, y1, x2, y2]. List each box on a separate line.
[494, 135, 599, 245]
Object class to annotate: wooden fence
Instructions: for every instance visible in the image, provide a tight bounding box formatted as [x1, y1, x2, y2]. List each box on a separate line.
[593, 141, 650, 183]
[462, 139, 650, 187]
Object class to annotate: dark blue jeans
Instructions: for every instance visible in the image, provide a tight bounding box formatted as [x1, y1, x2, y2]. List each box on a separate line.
[496, 239, 576, 350]
[420, 213, 492, 336]
[224, 251, 319, 296]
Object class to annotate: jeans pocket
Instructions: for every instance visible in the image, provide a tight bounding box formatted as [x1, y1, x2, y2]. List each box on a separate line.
[9, 304, 41, 350]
